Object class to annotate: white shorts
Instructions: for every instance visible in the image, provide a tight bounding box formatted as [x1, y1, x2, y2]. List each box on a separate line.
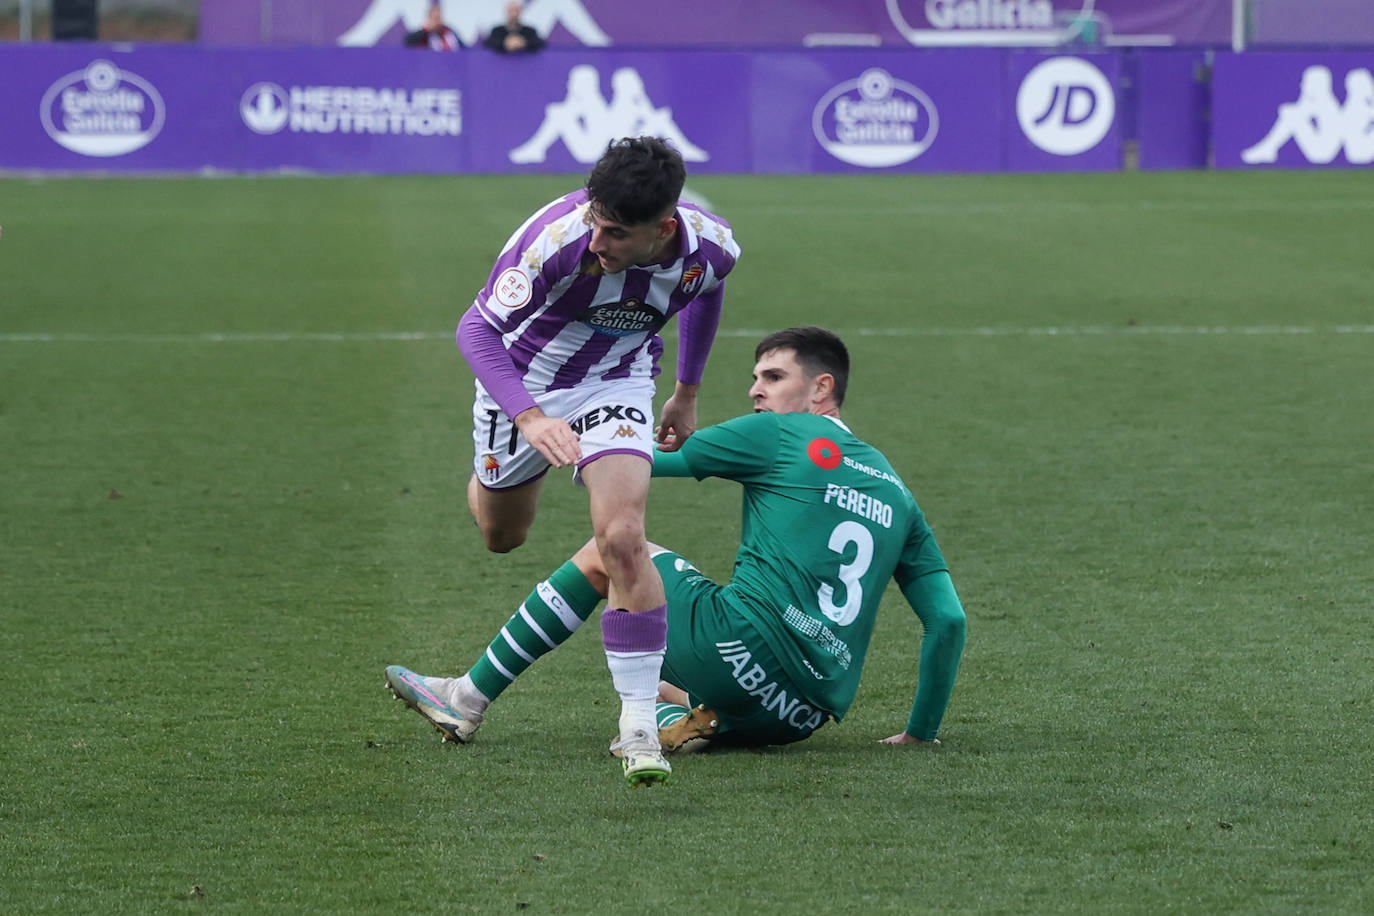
[471, 378, 657, 490]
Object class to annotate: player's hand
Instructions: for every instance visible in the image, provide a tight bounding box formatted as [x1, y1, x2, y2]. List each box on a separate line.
[879, 733, 940, 746]
[656, 389, 698, 452]
[514, 409, 581, 468]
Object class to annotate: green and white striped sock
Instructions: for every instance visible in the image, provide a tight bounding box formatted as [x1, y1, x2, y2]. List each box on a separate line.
[656, 701, 690, 730]
[466, 560, 602, 702]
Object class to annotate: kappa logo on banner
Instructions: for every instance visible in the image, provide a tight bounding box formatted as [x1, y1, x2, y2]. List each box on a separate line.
[1242, 66, 1374, 166]
[509, 65, 709, 164]
[240, 82, 461, 137]
[40, 60, 165, 157]
[812, 68, 938, 168]
[1016, 56, 1115, 156]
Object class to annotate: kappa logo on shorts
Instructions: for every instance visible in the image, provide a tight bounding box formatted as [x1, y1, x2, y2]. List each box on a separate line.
[568, 404, 648, 435]
[611, 425, 638, 439]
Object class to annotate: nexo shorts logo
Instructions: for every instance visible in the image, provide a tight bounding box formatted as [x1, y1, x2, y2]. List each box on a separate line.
[241, 82, 290, 135]
[40, 60, 165, 157]
[1016, 57, 1115, 156]
[813, 68, 938, 167]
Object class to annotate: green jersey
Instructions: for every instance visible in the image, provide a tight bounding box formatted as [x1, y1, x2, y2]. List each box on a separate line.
[654, 411, 947, 720]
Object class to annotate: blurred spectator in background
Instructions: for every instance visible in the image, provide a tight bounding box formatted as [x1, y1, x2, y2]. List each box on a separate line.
[405, 3, 463, 50]
[484, 0, 546, 54]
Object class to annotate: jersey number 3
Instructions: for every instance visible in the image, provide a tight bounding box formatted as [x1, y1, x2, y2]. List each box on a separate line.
[818, 520, 874, 627]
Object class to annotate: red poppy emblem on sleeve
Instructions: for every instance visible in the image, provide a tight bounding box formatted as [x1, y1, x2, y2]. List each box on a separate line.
[808, 437, 842, 470]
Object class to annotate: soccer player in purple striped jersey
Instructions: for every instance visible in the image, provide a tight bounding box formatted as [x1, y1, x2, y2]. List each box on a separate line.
[388, 137, 739, 786]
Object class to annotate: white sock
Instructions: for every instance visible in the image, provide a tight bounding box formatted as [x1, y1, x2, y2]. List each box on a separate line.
[446, 673, 490, 720]
[606, 649, 664, 737]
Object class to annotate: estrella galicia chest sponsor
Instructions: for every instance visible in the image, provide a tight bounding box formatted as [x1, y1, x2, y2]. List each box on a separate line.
[577, 298, 663, 337]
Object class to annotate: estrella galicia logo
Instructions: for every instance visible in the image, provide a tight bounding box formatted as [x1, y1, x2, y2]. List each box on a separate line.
[1016, 57, 1115, 156]
[241, 82, 290, 135]
[812, 68, 938, 167]
[40, 60, 165, 157]
[577, 299, 662, 338]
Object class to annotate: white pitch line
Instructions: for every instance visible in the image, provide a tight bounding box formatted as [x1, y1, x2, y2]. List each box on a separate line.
[2, 326, 1374, 345]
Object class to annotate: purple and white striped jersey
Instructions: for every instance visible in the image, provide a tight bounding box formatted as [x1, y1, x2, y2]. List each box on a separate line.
[458, 188, 739, 420]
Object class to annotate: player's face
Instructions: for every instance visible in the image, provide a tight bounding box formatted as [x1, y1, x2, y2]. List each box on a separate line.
[587, 206, 677, 274]
[749, 348, 817, 414]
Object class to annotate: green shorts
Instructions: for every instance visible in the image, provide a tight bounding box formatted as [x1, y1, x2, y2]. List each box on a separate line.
[654, 550, 829, 747]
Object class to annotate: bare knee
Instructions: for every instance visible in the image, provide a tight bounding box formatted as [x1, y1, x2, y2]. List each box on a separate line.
[468, 474, 538, 553]
[595, 517, 647, 573]
[479, 528, 527, 553]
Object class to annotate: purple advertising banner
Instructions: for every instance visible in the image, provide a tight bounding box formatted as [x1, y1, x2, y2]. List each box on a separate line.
[1, 44, 1142, 175]
[200, 0, 1232, 50]
[1134, 50, 1208, 170]
[1212, 52, 1374, 169]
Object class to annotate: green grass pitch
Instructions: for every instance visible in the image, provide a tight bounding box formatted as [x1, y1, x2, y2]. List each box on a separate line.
[1, 170, 1371, 913]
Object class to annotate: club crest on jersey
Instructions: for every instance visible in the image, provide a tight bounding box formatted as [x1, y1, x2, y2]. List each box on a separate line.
[808, 437, 842, 470]
[577, 298, 661, 337]
[679, 264, 705, 295]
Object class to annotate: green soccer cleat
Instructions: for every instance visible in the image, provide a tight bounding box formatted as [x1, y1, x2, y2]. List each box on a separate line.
[384, 665, 481, 744]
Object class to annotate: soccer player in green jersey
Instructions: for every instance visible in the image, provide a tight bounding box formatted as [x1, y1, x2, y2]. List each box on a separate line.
[385, 327, 967, 777]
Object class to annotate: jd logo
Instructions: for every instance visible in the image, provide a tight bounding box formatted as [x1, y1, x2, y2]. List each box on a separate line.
[1242, 66, 1374, 165]
[1016, 56, 1114, 156]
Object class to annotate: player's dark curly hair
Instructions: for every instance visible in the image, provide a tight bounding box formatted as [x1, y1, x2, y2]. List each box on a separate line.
[585, 136, 686, 225]
[755, 326, 851, 406]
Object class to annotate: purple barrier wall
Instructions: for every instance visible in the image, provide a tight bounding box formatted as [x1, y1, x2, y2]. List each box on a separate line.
[1134, 50, 1209, 170]
[1, 45, 1146, 175]
[1213, 52, 1374, 168]
[200, 0, 1232, 50]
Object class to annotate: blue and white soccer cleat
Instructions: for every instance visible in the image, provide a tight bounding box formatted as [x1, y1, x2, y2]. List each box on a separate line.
[384, 665, 481, 744]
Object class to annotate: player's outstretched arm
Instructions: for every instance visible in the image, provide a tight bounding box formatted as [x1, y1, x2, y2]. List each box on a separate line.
[897, 569, 968, 742]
